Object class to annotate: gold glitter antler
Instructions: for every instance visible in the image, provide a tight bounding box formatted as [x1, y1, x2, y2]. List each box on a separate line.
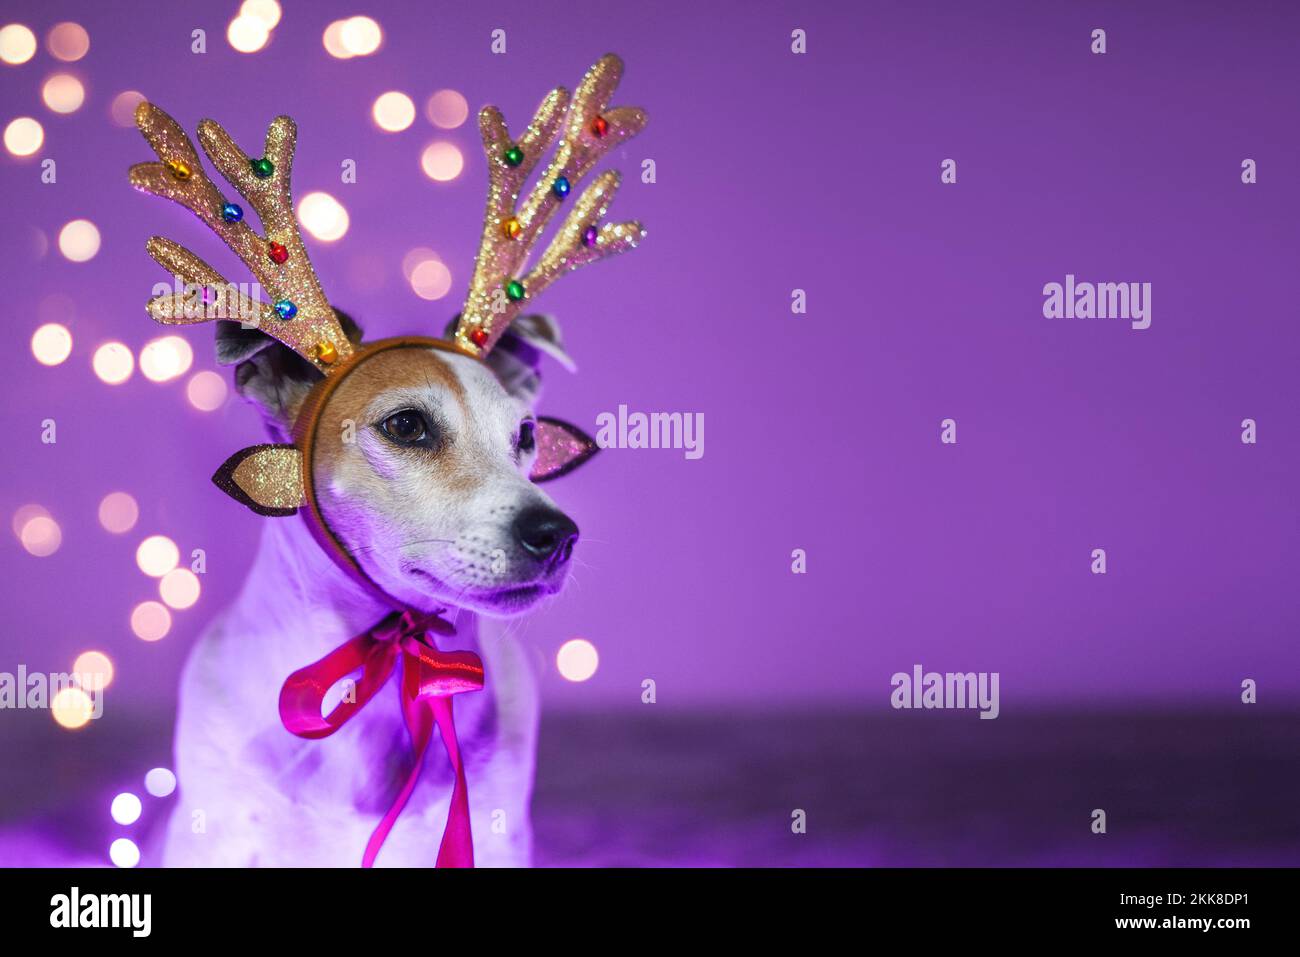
[453, 53, 647, 357]
[129, 102, 353, 372]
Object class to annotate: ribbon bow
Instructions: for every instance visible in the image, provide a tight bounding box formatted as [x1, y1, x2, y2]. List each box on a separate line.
[278, 609, 485, 867]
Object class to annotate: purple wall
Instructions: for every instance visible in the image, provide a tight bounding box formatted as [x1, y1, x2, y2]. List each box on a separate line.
[2, 0, 1297, 720]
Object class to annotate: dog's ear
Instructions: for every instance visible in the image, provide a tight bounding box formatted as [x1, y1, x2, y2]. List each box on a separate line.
[445, 313, 576, 408]
[219, 310, 364, 439]
[530, 416, 598, 482]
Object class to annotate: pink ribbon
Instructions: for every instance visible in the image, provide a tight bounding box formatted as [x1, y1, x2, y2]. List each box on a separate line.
[278, 610, 485, 867]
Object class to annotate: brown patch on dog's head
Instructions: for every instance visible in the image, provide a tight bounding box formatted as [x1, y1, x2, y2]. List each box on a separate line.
[298, 342, 578, 615]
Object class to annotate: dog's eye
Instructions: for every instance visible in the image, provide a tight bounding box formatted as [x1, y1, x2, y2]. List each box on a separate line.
[379, 410, 431, 447]
[517, 420, 536, 454]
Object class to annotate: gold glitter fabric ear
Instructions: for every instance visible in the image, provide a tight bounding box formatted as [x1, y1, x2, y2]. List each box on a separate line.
[453, 53, 648, 357]
[211, 444, 306, 516]
[129, 101, 354, 373]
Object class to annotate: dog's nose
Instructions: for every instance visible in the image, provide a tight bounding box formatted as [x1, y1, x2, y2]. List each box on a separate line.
[512, 505, 579, 564]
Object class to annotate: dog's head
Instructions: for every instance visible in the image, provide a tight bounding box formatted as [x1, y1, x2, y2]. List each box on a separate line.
[220, 314, 586, 616]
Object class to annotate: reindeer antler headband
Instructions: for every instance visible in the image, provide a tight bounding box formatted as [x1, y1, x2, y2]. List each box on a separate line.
[129, 54, 643, 525]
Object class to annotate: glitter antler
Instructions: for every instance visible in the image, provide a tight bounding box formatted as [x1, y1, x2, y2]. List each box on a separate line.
[453, 54, 647, 357]
[130, 102, 354, 372]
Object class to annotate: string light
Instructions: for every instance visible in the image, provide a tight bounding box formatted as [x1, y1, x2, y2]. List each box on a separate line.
[98, 492, 139, 534]
[109, 838, 140, 868]
[136, 535, 179, 577]
[297, 191, 349, 241]
[372, 91, 415, 132]
[73, 650, 114, 691]
[159, 568, 201, 610]
[420, 141, 463, 182]
[91, 342, 132, 384]
[110, 792, 143, 825]
[408, 256, 452, 301]
[139, 335, 193, 382]
[130, 601, 172, 642]
[227, 14, 270, 53]
[31, 323, 72, 365]
[186, 370, 228, 411]
[58, 219, 100, 261]
[240, 0, 281, 29]
[19, 514, 61, 557]
[109, 90, 145, 128]
[144, 767, 177, 798]
[41, 73, 85, 114]
[0, 24, 36, 65]
[46, 22, 89, 61]
[426, 90, 468, 129]
[3, 117, 43, 157]
[51, 687, 93, 729]
[556, 639, 599, 682]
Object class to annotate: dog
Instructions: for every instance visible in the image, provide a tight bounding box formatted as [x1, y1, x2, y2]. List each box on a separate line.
[130, 54, 644, 867]
[158, 313, 576, 867]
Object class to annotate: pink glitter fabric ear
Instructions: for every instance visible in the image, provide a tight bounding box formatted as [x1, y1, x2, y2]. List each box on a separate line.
[531, 416, 599, 482]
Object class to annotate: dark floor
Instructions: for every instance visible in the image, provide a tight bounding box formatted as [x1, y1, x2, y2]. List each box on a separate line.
[2, 708, 1298, 866]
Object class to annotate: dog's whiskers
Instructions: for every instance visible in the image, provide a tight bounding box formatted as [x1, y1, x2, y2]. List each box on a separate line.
[352, 537, 456, 555]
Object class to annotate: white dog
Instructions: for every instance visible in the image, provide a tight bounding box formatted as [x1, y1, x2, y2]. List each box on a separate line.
[130, 55, 643, 867]
[158, 315, 577, 867]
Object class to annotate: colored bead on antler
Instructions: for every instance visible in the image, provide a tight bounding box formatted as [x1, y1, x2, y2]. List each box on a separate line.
[453, 54, 648, 358]
[129, 102, 354, 373]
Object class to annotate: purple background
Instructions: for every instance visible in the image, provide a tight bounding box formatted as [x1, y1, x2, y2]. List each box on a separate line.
[2, 0, 1298, 725]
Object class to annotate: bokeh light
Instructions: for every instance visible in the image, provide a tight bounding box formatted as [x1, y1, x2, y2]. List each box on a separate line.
[31, 323, 72, 365]
[109, 838, 140, 868]
[136, 535, 179, 577]
[139, 335, 194, 382]
[556, 638, 599, 682]
[19, 514, 61, 557]
[92, 342, 133, 384]
[47, 22, 89, 62]
[159, 568, 201, 610]
[401, 246, 436, 281]
[109, 90, 145, 128]
[420, 141, 463, 182]
[372, 91, 415, 132]
[426, 90, 469, 129]
[4, 116, 43, 157]
[409, 257, 452, 301]
[42, 73, 85, 113]
[29, 226, 47, 259]
[297, 191, 349, 241]
[58, 219, 100, 262]
[340, 16, 382, 56]
[322, 21, 350, 59]
[186, 370, 228, 411]
[0, 24, 37, 65]
[73, 650, 114, 691]
[240, 0, 281, 29]
[12, 504, 49, 538]
[227, 14, 270, 53]
[145, 767, 177, 798]
[111, 792, 143, 825]
[130, 601, 172, 642]
[98, 491, 139, 534]
[51, 687, 94, 730]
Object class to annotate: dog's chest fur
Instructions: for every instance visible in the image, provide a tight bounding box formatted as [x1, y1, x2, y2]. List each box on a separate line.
[158, 517, 540, 867]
